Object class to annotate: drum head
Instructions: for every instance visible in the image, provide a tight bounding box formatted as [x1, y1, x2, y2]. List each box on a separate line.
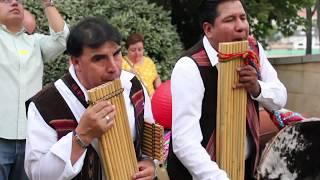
[257, 119, 320, 180]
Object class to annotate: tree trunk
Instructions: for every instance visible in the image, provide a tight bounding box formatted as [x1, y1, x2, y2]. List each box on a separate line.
[306, 7, 312, 55]
[317, 1, 320, 46]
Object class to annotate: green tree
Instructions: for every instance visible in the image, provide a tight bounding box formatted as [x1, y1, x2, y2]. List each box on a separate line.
[247, 0, 312, 40]
[24, 0, 182, 84]
[305, 0, 318, 54]
[150, 0, 314, 48]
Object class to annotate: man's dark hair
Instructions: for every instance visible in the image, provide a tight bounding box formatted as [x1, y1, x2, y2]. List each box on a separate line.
[198, 0, 247, 28]
[125, 33, 144, 49]
[66, 16, 121, 57]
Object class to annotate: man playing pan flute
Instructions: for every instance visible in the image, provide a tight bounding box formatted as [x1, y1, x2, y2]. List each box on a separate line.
[167, 0, 287, 179]
[25, 17, 156, 180]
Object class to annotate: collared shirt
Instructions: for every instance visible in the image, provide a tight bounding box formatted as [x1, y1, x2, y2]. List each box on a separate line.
[25, 66, 154, 180]
[0, 23, 69, 139]
[170, 36, 287, 180]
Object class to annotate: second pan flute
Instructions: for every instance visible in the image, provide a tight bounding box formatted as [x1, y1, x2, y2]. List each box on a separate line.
[216, 40, 248, 180]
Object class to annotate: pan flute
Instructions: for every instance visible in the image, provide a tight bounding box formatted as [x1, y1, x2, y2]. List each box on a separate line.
[88, 79, 138, 180]
[216, 40, 248, 180]
[142, 121, 164, 161]
[88, 79, 165, 179]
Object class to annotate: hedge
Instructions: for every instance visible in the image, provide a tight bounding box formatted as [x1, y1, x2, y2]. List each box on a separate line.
[24, 0, 183, 84]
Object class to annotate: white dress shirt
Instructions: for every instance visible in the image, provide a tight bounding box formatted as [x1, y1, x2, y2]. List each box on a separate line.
[170, 36, 287, 180]
[0, 23, 69, 140]
[25, 66, 154, 180]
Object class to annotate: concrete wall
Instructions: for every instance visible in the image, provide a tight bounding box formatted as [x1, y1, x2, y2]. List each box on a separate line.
[270, 54, 320, 117]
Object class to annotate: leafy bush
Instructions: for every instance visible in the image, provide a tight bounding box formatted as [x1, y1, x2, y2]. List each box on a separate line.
[24, 0, 182, 84]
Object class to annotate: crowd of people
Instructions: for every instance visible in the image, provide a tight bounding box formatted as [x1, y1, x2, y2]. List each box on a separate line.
[0, 0, 289, 180]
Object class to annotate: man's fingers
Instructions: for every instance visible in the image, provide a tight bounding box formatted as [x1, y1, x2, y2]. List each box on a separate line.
[237, 65, 258, 76]
[96, 104, 115, 119]
[90, 100, 112, 113]
[133, 176, 153, 180]
[132, 160, 155, 180]
[238, 76, 256, 83]
[234, 82, 254, 89]
[105, 110, 116, 123]
[133, 171, 153, 180]
[238, 70, 257, 77]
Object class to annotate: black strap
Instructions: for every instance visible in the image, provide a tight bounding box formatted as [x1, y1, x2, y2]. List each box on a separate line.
[129, 76, 145, 160]
[61, 73, 89, 108]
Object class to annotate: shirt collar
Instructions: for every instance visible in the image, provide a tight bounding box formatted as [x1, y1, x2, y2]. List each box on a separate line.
[203, 36, 219, 67]
[68, 65, 89, 101]
[0, 24, 26, 35]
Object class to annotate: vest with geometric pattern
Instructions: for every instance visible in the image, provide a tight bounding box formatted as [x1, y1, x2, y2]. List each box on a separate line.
[26, 72, 145, 180]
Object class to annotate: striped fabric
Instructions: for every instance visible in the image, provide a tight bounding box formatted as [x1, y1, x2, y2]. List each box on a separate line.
[29, 73, 102, 180]
[191, 49, 211, 66]
[130, 76, 145, 161]
[49, 119, 77, 140]
[191, 38, 261, 176]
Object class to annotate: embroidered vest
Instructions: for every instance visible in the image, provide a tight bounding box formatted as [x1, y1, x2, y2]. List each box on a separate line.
[167, 38, 260, 179]
[26, 73, 145, 179]
[167, 40, 218, 180]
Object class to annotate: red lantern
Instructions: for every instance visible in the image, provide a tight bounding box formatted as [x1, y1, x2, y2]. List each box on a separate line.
[151, 80, 172, 129]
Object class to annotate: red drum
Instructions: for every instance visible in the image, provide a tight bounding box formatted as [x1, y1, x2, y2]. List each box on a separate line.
[257, 118, 320, 180]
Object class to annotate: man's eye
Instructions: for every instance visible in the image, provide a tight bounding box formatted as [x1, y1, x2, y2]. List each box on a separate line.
[224, 17, 234, 22]
[93, 56, 104, 62]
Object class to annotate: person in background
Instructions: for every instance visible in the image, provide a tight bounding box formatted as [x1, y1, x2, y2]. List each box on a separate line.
[166, 0, 287, 179]
[122, 33, 161, 97]
[25, 16, 156, 180]
[23, 9, 36, 34]
[0, 0, 69, 179]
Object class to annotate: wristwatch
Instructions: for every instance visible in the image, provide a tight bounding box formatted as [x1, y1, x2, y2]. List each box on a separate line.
[43, 0, 54, 8]
[73, 130, 89, 149]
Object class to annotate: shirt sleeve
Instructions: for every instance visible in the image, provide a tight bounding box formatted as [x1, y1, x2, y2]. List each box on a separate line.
[171, 57, 229, 180]
[25, 102, 86, 180]
[37, 22, 70, 62]
[251, 43, 287, 111]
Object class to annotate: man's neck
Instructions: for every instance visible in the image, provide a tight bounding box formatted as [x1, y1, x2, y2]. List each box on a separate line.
[1, 21, 23, 34]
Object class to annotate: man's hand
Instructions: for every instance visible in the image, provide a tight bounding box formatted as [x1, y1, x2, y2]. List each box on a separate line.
[234, 65, 261, 97]
[75, 101, 116, 145]
[41, 0, 65, 33]
[132, 159, 155, 180]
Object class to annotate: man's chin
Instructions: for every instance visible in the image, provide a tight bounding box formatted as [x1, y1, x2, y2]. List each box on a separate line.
[8, 16, 23, 24]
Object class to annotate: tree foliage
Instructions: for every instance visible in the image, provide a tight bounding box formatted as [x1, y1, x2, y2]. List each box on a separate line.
[246, 0, 314, 45]
[24, 0, 182, 84]
[150, 0, 315, 48]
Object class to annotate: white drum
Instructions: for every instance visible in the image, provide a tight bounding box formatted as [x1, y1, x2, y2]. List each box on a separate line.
[257, 118, 320, 180]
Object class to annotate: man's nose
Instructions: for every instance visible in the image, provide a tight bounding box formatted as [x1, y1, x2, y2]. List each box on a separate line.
[235, 18, 248, 32]
[106, 58, 118, 72]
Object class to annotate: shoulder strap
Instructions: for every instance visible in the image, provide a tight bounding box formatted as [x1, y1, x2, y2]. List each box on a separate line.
[129, 76, 145, 160]
[191, 48, 211, 67]
[248, 36, 261, 80]
[61, 73, 88, 108]
[248, 36, 259, 56]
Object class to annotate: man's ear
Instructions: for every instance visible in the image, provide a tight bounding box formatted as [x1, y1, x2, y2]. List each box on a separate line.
[70, 56, 80, 71]
[202, 22, 214, 39]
